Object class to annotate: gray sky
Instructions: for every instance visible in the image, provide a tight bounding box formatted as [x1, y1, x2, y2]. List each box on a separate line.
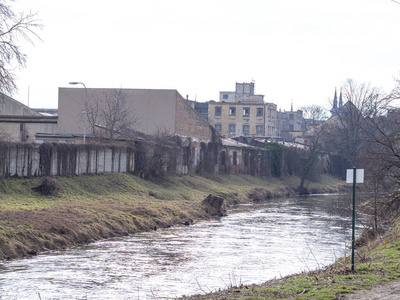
[11, 0, 400, 111]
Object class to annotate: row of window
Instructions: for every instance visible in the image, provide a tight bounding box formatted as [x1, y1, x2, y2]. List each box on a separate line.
[214, 124, 264, 135]
[214, 106, 264, 117]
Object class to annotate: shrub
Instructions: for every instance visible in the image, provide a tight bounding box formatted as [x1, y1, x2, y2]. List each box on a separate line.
[32, 177, 60, 196]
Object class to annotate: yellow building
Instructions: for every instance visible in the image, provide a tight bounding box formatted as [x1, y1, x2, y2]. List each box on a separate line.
[208, 82, 277, 137]
[208, 101, 277, 137]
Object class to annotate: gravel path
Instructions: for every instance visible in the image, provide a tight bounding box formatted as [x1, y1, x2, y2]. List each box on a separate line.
[339, 279, 400, 300]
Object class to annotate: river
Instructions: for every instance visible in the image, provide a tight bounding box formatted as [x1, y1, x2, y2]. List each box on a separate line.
[0, 194, 360, 300]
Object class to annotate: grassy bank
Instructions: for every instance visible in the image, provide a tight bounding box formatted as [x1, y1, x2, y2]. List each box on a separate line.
[0, 173, 344, 261]
[182, 210, 400, 299]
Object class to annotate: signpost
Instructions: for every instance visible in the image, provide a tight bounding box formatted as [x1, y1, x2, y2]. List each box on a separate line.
[346, 168, 364, 271]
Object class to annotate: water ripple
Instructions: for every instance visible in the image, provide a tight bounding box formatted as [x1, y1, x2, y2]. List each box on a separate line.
[0, 195, 360, 299]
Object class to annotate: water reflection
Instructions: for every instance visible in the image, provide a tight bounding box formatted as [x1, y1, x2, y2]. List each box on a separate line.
[0, 194, 359, 299]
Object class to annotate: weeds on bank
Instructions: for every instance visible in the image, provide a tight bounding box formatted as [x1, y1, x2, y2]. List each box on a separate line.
[182, 225, 400, 300]
[0, 172, 345, 261]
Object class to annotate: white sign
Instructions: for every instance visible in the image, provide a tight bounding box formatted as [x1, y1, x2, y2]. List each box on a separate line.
[346, 169, 364, 184]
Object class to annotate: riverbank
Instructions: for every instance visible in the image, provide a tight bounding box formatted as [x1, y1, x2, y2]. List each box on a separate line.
[181, 208, 400, 299]
[0, 173, 345, 261]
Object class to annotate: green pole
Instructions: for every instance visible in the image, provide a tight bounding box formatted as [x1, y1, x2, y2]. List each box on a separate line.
[351, 167, 356, 271]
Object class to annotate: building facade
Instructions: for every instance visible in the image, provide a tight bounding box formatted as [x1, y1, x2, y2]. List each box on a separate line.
[58, 88, 220, 174]
[276, 109, 305, 141]
[0, 92, 58, 142]
[58, 88, 215, 142]
[208, 82, 277, 137]
[219, 82, 264, 104]
[186, 99, 208, 121]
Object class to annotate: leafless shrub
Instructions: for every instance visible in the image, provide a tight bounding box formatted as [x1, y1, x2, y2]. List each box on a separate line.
[32, 177, 60, 196]
[147, 129, 176, 179]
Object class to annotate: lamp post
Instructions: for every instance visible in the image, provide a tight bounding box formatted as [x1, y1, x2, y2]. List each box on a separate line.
[69, 82, 88, 144]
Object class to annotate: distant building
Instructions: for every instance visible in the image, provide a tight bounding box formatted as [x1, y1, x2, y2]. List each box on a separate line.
[0, 92, 57, 142]
[330, 88, 343, 117]
[208, 82, 277, 137]
[276, 102, 306, 141]
[186, 98, 208, 121]
[219, 82, 264, 104]
[58, 88, 216, 143]
[58, 88, 219, 173]
[32, 108, 58, 116]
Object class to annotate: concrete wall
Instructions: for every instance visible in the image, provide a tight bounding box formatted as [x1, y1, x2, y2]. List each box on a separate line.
[0, 140, 331, 180]
[0, 119, 58, 142]
[58, 88, 178, 136]
[0, 143, 135, 178]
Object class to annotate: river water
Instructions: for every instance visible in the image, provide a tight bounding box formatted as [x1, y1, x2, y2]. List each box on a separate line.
[0, 194, 360, 300]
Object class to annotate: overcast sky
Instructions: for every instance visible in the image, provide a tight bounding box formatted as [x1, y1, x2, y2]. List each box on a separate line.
[11, 0, 400, 111]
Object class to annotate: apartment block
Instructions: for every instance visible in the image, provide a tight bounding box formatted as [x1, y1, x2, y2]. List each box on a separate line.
[208, 82, 277, 137]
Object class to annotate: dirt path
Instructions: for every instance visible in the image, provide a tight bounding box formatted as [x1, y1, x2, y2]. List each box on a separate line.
[339, 279, 400, 300]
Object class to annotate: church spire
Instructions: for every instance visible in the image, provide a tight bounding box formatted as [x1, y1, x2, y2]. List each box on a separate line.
[330, 88, 339, 117]
[333, 88, 338, 109]
[339, 88, 343, 108]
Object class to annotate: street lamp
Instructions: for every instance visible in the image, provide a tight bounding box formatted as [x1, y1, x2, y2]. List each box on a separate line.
[69, 82, 88, 144]
[69, 81, 86, 89]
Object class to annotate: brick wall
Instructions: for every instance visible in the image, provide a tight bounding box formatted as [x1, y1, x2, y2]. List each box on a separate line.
[174, 93, 217, 143]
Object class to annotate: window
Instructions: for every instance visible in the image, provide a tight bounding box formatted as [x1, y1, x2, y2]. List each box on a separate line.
[192, 147, 198, 166]
[243, 124, 250, 135]
[256, 125, 263, 134]
[222, 94, 228, 100]
[256, 107, 263, 117]
[233, 151, 237, 165]
[197, 108, 207, 114]
[228, 124, 236, 135]
[214, 123, 222, 133]
[243, 107, 250, 117]
[289, 114, 294, 120]
[289, 124, 294, 131]
[183, 147, 189, 166]
[244, 151, 249, 166]
[220, 151, 226, 165]
[215, 106, 221, 116]
[229, 107, 236, 116]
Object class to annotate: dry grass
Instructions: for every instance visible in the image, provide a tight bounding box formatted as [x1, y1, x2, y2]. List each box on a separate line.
[181, 219, 400, 300]
[0, 173, 345, 260]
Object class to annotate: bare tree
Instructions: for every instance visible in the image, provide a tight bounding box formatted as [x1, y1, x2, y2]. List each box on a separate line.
[391, 73, 400, 101]
[326, 77, 400, 233]
[86, 89, 136, 141]
[322, 79, 389, 167]
[300, 104, 329, 124]
[297, 123, 327, 194]
[0, 126, 11, 141]
[0, 1, 41, 94]
[83, 90, 100, 137]
[360, 75, 400, 185]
